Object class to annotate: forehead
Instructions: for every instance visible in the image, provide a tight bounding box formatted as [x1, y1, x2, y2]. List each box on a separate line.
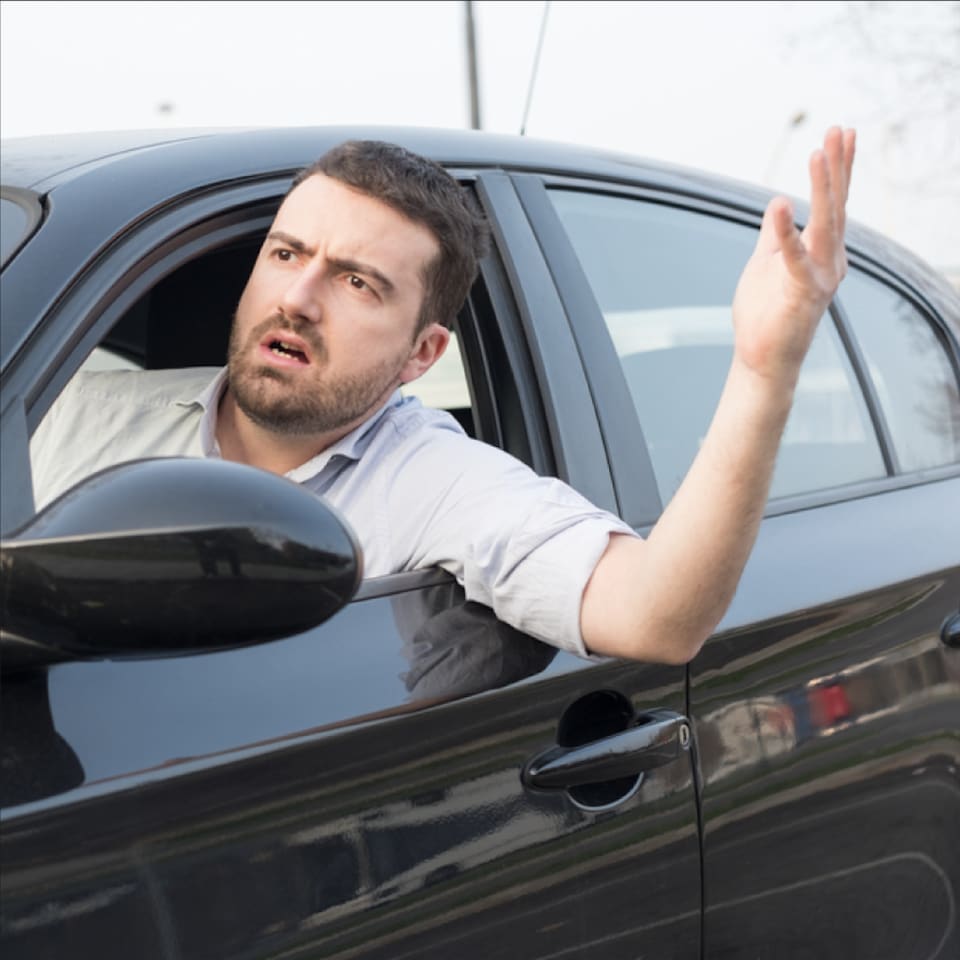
[273, 173, 439, 281]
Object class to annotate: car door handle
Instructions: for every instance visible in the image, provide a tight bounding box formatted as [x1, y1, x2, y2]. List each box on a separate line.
[522, 709, 691, 791]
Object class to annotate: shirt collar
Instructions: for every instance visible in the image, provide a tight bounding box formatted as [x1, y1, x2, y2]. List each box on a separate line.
[177, 367, 229, 458]
[286, 390, 406, 483]
[178, 367, 407, 481]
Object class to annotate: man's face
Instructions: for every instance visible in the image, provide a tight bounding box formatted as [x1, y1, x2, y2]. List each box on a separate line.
[227, 173, 442, 436]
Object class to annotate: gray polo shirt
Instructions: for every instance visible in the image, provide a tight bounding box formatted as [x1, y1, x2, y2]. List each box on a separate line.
[30, 367, 636, 657]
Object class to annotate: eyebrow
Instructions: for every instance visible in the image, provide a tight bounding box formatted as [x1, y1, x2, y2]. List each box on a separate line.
[266, 231, 396, 294]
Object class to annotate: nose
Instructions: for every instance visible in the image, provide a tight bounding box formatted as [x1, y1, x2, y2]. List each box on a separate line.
[278, 263, 324, 325]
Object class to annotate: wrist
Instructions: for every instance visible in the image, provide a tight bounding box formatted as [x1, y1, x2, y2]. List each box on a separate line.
[729, 351, 798, 410]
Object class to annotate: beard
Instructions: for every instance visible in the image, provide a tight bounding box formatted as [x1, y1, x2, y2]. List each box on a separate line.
[227, 314, 406, 436]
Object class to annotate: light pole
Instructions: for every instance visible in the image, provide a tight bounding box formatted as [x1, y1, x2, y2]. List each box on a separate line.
[464, 1, 482, 130]
[764, 110, 807, 186]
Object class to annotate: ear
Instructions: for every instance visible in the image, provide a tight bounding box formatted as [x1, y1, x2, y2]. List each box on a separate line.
[399, 323, 451, 384]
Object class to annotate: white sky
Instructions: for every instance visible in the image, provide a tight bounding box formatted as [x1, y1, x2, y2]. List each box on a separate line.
[2, 0, 957, 273]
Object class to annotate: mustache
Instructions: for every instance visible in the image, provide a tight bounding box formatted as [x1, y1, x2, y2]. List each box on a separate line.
[241, 313, 327, 362]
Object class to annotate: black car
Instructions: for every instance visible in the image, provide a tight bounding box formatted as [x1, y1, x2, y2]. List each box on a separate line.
[2, 127, 959, 960]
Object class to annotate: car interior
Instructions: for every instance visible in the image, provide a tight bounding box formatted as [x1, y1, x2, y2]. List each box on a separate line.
[91, 235, 478, 437]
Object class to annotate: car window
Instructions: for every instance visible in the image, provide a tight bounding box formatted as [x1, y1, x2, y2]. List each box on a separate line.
[81, 327, 473, 414]
[839, 269, 960, 472]
[80, 347, 144, 372]
[548, 189, 886, 503]
[32, 220, 479, 515]
[400, 330, 471, 412]
[72, 228, 473, 419]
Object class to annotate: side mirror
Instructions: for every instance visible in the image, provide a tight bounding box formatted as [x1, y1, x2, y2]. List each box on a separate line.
[0, 458, 362, 670]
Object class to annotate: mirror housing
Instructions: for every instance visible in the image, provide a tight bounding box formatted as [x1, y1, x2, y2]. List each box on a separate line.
[1, 458, 362, 669]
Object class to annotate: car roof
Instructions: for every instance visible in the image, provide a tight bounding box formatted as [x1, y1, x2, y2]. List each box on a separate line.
[0, 128, 235, 190]
[2, 125, 956, 332]
[0, 125, 767, 203]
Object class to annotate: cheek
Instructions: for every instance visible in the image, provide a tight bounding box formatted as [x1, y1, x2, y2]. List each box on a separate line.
[233, 271, 277, 329]
[237, 269, 270, 311]
[230, 295, 254, 345]
[328, 326, 415, 376]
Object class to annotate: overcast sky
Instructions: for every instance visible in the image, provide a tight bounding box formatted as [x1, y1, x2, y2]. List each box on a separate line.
[2, 0, 957, 273]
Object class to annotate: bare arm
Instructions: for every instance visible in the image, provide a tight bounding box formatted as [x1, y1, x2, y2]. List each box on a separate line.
[581, 127, 856, 663]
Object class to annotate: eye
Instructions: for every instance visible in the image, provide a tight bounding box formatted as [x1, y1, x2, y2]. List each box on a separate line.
[274, 248, 295, 262]
[348, 275, 369, 291]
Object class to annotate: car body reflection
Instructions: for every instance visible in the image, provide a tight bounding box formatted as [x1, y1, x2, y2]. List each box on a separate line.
[692, 572, 960, 959]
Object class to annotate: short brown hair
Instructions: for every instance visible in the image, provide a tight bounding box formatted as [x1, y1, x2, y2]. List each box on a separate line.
[291, 140, 490, 335]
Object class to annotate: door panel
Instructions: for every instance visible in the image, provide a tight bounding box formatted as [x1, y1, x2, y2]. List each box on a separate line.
[693, 562, 960, 959]
[529, 176, 960, 957]
[1, 577, 701, 959]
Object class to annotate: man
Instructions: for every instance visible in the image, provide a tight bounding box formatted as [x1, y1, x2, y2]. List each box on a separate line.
[31, 129, 856, 664]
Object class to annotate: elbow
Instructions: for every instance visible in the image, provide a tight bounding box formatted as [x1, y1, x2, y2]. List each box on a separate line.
[656, 633, 707, 666]
[585, 619, 710, 665]
[641, 624, 709, 665]
[662, 619, 717, 664]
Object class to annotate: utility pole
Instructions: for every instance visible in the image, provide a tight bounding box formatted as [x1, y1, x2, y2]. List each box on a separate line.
[464, 1, 482, 130]
[520, 1, 551, 136]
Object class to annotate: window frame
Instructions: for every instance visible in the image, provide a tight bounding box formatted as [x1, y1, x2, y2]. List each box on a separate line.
[2, 169, 630, 688]
[511, 172, 662, 529]
[519, 172, 960, 522]
[3, 170, 608, 541]
[473, 171, 622, 515]
[833, 257, 960, 481]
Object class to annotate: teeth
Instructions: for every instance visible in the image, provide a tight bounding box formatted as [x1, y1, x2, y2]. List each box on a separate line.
[270, 340, 305, 359]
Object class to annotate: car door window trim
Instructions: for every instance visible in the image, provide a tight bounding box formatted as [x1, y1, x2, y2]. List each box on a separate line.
[834, 258, 960, 479]
[830, 292, 900, 476]
[475, 171, 619, 514]
[511, 172, 662, 528]
[5, 177, 292, 425]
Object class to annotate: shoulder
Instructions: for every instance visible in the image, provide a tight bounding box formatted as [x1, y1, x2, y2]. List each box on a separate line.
[378, 395, 465, 438]
[30, 367, 221, 510]
[63, 367, 222, 408]
[375, 399, 532, 478]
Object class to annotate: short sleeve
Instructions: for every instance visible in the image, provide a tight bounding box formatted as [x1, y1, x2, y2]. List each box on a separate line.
[379, 422, 637, 658]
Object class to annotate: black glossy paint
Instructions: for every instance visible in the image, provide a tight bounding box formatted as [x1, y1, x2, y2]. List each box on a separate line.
[1, 459, 360, 667]
[1, 582, 699, 959]
[693, 569, 960, 958]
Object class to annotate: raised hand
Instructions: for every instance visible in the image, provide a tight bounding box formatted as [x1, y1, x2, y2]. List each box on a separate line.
[732, 127, 856, 388]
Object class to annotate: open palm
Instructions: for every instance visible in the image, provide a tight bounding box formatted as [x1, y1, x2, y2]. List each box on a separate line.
[732, 127, 856, 388]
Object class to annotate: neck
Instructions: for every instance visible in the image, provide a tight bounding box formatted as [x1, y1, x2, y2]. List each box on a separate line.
[216, 389, 360, 475]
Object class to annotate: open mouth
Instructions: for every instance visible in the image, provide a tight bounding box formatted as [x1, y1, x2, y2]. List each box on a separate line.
[269, 339, 308, 363]
[259, 333, 312, 367]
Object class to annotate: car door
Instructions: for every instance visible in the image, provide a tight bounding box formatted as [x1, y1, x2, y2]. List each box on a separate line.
[1, 163, 704, 959]
[519, 172, 960, 959]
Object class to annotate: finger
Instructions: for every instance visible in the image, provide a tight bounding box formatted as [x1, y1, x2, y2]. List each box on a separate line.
[755, 195, 793, 254]
[823, 127, 847, 235]
[771, 196, 805, 268]
[824, 126, 845, 197]
[829, 127, 857, 203]
[803, 147, 837, 259]
[841, 128, 856, 205]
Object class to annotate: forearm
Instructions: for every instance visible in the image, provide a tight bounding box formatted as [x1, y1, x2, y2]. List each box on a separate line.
[580, 127, 854, 664]
[645, 356, 795, 644]
[581, 356, 796, 662]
